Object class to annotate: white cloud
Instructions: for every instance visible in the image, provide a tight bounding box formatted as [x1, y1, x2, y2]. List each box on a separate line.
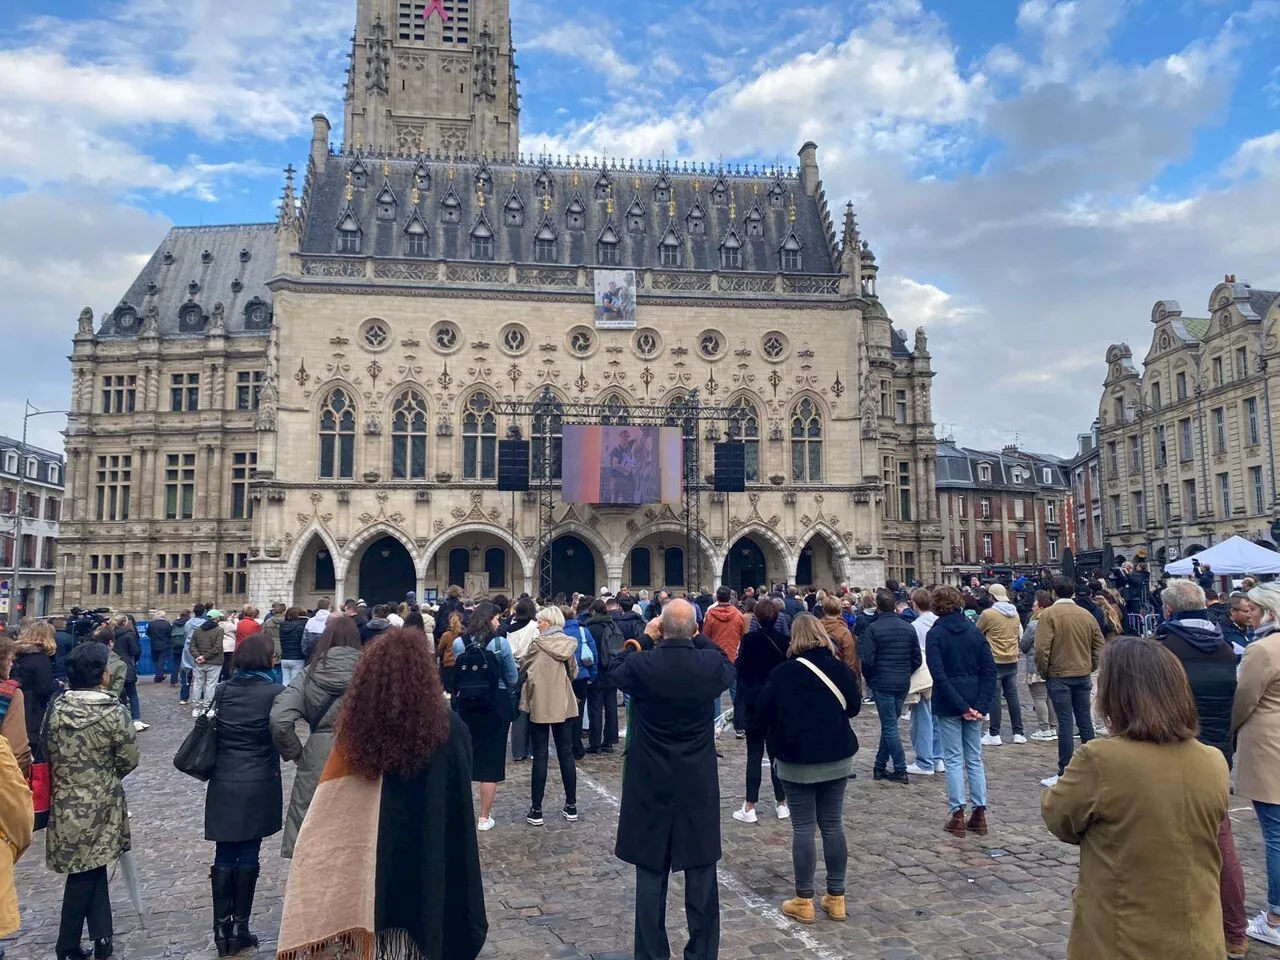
[524, 23, 641, 87]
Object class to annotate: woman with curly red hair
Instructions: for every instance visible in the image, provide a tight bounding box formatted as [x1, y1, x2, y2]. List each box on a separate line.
[277, 627, 487, 960]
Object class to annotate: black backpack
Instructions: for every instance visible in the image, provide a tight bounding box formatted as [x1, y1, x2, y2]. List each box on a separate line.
[593, 619, 627, 672]
[453, 637, 500, 709]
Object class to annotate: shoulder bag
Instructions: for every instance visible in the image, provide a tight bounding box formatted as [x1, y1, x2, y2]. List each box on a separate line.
[174, 686, 222, 781]
[795, 656, 847, 711]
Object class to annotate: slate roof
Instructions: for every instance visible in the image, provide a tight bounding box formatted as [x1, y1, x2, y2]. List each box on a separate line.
[1249, 288, 1280, 321]
[935, 441, 1070, 491]
[98, 224, 277, 339]
[299, 153, 838, 274]
[0, 437, 64, 487]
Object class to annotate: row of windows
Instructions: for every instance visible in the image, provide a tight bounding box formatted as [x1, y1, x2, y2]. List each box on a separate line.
[317, 388, 825, 483]
[0, 489, 60, 520]
[1108, 466, 1268, 528]
[1145, 347, 1253, 412]
[94, 452, 256, 523]
[956, 534, 1058, 563]
[0, 534, 57, 569]
[0, 452, 60, 485]
[87, 551, 250, 598]
[952, 495, 1060, 524]
[100, 371, 264, 415]
[1106, 397, 1262, 476]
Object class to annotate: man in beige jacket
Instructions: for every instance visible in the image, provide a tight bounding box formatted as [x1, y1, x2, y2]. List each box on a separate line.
[1034, 576, 1105, 787]
[976, 583, 1024, 746]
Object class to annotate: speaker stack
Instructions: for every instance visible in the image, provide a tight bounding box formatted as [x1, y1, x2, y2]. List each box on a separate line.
[713, 442, 747, 493]
[497, 439, 530, 491]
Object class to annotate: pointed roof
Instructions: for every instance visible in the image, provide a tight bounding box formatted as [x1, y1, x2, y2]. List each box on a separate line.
[597, 219, 620, 245]
[659, 223, 682, 246]
[534, 214, 558, 241]
[504, 185, 525, 211]
[336, 202, 362, 232]
[470, 212, 494, 238]
[375, 179, 398, 205]
[404, 209, 429, 235]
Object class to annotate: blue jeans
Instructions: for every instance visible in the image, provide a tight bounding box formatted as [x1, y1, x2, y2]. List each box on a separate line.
[214, 838, 262, 867]
[1255, 801, 1280, 913]
[780, 777, 848, 898]
[122, 682, 140, 722]
[280, 660, 305, 687]
[910, 697, 935, 768]
[936, 715, 987, 812]
[872, 691, 907, 773]
[179, 667, 191, 701]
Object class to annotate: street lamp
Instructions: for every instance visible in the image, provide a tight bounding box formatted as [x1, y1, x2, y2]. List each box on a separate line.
[7, 401, 69, 623]
[1255, 331, 1278, 509]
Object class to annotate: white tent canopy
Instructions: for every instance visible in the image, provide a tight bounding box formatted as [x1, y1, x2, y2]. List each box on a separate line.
[1164, 535, 1280, 576]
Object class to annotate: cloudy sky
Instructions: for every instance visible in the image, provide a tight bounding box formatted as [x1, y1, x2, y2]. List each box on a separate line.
[2, 0, 1278, 455]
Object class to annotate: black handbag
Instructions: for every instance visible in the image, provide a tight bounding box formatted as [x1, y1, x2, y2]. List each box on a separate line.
[174, 687, 221, 781]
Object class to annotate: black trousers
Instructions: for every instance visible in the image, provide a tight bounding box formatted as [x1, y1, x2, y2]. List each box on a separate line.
[570, 678, 589, 758]
[529, 721, 578, 811]
[745, 729, 784, 805]
[634, 859, 719, 960]
[57, 865, 112, 951]
[587, 684, 619, 749]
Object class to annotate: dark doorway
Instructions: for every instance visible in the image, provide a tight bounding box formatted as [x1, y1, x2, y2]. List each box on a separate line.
[484, 547, 507, 590]
[723, 537, 767, 595]
[541, 535, 595, 599]
[448, 548, 470, 590]
[664, 546, 685, 587]
[796, 545, 813, 587]
[358, 536, 415, 606]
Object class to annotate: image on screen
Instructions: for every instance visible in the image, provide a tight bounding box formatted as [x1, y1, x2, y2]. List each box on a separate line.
[561, 425, 682, 505]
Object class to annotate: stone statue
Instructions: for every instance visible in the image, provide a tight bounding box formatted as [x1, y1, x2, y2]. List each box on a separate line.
[255, 373, 279, 432]
[914, 327, 929, 356]
[209, 301, 227, 336]
[76, 307, 94, 337]
[140, 302, 160, 337]
[365, 411, 382, 435]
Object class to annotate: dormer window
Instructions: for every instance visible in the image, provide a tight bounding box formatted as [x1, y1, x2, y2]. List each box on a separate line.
[404, 215, 428, 257]
[349, 160, 367, 188]
[768, 179, 786, 209]
[627, 198, 645, 234]
[441, 188, 461, 224]
[595, 172, 612, 201]
[337, 213, 362, 254]
[534, 168, 553, 199]
[413, 160, 431, 192]
[1043, 467, 1053, 484]
[598, 222, 620, 266]
[659, 227, 682, 268]
[475, 164, 493, 194]
[686, 201, 706, 237]
[1012, 467, 1025, 484]
[780, 231, 802, 272]
[566, 195, 586, 231]
[179, 302, 205, 332]
[745, 203, 765, 238]
[978, 463, 991, 482]
[504, 190, 524, 227]
[25, 457, 37, 479]
[720, 231, 742, 270]
[711, 178, 728, 206]
[653, 174, 671, 204]
[534, 222, 558, 263]
[470, 219, 494, 260]
[375, 182, 397, 221]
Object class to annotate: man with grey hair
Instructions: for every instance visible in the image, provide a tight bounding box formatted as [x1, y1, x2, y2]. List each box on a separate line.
[607, 597, 734, 960]
[1156, 576, 1247, 954]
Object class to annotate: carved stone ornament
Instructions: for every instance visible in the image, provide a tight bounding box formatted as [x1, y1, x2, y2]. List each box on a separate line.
[451, 506, 467, 520]
[365, 412, 382, 435]
[77, 307, 94, 336]
[433, 518, 446, 533]
[337, 490, 350, 503]
[140, 302, 160, 337]
[208, 301, 227, 336]
[435, 471, 453, 482]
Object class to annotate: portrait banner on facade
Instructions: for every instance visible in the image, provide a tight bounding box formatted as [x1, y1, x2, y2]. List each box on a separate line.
[594, 270, 637, 329]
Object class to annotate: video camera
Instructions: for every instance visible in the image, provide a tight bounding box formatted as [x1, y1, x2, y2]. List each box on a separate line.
[67, 606, 110, 641]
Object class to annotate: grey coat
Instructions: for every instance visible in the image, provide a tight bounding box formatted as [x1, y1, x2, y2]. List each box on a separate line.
[269, 646, 360, 858]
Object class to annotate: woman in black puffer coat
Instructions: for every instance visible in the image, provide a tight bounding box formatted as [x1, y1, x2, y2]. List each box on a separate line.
[277, 607, 308, 688]
[111, 615, 145, 730]
[732, 597, 791, 823]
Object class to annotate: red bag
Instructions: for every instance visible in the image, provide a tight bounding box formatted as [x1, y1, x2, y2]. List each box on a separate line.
[27, 762, 49, 831]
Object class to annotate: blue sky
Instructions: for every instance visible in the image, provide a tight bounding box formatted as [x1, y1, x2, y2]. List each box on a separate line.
[1, 0, 1278, 454]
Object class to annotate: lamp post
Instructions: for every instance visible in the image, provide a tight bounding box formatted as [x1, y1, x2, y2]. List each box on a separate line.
[1256, 331, 1278, 509]
[7, 402, 69, 624]
[1190, 352, 1213, 545]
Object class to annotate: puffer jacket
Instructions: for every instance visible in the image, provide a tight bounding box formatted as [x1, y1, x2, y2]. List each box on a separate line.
[735, 622, 790, 731]
[44, 690, 139, 874]
[976, 602, 1022, 664]
[519, 629, 580, 724]
[269, 646, 361, 858]
[1157, 613, 1236, 766]
[859, 613, 922, 697]
[278, 618, 306, 662]
[614, 611, 648, 649]
[703, 604, 746, 660]
[113, 625, 140, 684]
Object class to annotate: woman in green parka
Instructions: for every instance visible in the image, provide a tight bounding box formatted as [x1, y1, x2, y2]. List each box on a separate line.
[45, 642, 139, 960]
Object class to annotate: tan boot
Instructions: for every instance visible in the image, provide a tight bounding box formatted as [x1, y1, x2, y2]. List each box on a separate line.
[944, 807, 966, 837]
[782, 897, 816, 925]
[1227, 938, 1249, 960]
[820, 894, 846, 922]
[966, 805, 989, 836]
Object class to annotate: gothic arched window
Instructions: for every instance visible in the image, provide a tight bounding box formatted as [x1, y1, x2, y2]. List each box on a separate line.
[665, 393, 695, 439]
[728, 396, 761, 482]
[601, 392, 630, 425]
[532, 398, 563, 480]
[391, 389, 429, 480]
[319, 388, 356, 479]
[462, 392, 498, 480]
[790, 397, 822, 483]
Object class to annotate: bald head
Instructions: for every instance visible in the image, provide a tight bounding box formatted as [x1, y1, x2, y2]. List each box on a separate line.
[660, 598, 698, 641]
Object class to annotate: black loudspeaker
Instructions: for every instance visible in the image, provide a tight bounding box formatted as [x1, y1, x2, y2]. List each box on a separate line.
[497, 440, 530, 491]
[714, 442, 747, 493]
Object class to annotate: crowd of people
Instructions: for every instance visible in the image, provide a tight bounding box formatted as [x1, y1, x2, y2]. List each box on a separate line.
[0, 565, 1276, 959]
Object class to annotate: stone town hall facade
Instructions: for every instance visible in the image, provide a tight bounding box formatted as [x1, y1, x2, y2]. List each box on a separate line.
[58, 0, 942, 613]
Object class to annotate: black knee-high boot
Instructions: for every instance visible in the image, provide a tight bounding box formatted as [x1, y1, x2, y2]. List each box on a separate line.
[211, 865, 235, 957]
[230, 864, 260, 954]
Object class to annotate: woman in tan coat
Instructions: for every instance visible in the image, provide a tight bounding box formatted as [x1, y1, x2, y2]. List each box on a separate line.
[1042, 636, 1229, 960]
[0, 735, 33, 945]
[1232, 582, 1280, 947]
[519, 605, 579, 827]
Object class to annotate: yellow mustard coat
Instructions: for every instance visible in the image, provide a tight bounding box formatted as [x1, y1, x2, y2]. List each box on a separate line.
[0, 736, 33, 937]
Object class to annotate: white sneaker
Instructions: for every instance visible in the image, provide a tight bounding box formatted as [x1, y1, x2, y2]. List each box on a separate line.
[906, 761, 935, 776]
[192, 707, 202, 719]
[776, 803, 790, 820]
[477, 816, 496, 832]
[1247, 912, 1280, 946]
[981, 733, 1002, 746]
[133, 721, 150, 732]
[1012, 734, 1027, 744]
[1040, 775, 1060, 787]
[934, 760, 946, 773]
[1030, 729, 1057, 741]
[732, 805, 758, 824]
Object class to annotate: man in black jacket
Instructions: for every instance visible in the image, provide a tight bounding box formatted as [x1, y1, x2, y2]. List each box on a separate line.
[615, 596, 648, 648]
[607, 599, 733, 960]
[148, 612, 173, 683]
[860, 588, 922, 784]
[1154, 578, 1246, 955]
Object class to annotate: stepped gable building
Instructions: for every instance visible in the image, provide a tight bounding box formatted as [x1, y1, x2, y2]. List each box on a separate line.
[935, 442, 1070, 583]
[59, 0, 943, 614]
[1095, 278, 1280, 573]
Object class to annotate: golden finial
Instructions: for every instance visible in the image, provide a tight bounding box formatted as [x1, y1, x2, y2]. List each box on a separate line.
[542, 192, 551, 212]
[730, 192, 737, 220]
[695, 177, 701, 192]
[512, 167, 517, 183]
[667, 198, 675, 219]
[345, 171, 354, 201]
[573, 169, 580, 187]
[383, 159, 390, 176]
[633, 175, 640, 191]
[753, 182, 759, 195]
[411, 185, 420, 206]
[448, 157, 455, 179]
[607, 183, 614, 216]
[355, 132, 362, 151]
[788, 193, 796, 223]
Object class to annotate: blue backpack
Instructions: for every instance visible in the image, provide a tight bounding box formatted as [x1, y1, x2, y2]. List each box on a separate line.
[571, 624, 597, 682]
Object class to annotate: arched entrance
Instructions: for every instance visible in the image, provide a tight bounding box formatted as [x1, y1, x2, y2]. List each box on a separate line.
[541, 535, 596, 599]
[723, 537, 768, 595]
[292, 533, 337, 609]
[357, 536, 416, 606]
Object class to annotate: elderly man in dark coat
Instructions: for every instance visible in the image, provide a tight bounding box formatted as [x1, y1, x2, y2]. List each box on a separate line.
[609, 598, 735, 960]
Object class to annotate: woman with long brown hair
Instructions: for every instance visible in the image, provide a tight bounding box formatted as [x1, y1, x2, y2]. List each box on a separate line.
[277, 628, 486, 960]
[1043, 636, 1229, 958]
[438, 611, 464, 695]
[269, 616, 364, 858]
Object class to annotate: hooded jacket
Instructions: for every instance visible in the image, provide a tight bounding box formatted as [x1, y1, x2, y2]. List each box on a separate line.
[505, 617, 539, 661]
[520, 629, 580, 724]
[269, 645, 361, 857]
[1156, 612, 1235, 765]
[702, 604, 746, 661]
[45, 689, 139, 874]
[361, 617, 391, 642]
[191, 619, 226, 666]
[820, 614, 859, 678]
[977, 602, 1022, 664]
[925, 611, 998, 719]
[614, 610, 648, 648]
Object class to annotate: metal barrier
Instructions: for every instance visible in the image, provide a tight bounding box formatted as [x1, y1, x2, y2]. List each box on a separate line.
[1127, 613, 1159, 636]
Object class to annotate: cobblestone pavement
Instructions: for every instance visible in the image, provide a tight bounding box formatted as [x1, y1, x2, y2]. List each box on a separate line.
[8, 682, 1280, 959]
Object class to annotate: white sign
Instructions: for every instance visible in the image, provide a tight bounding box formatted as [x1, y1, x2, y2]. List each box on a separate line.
[594, 270, 637, 329]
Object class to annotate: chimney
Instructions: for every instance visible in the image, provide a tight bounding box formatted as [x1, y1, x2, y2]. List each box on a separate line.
[797, 141, 820, 197]
[311, 114, 332, 174]
[1003, 443, 1019, 455]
